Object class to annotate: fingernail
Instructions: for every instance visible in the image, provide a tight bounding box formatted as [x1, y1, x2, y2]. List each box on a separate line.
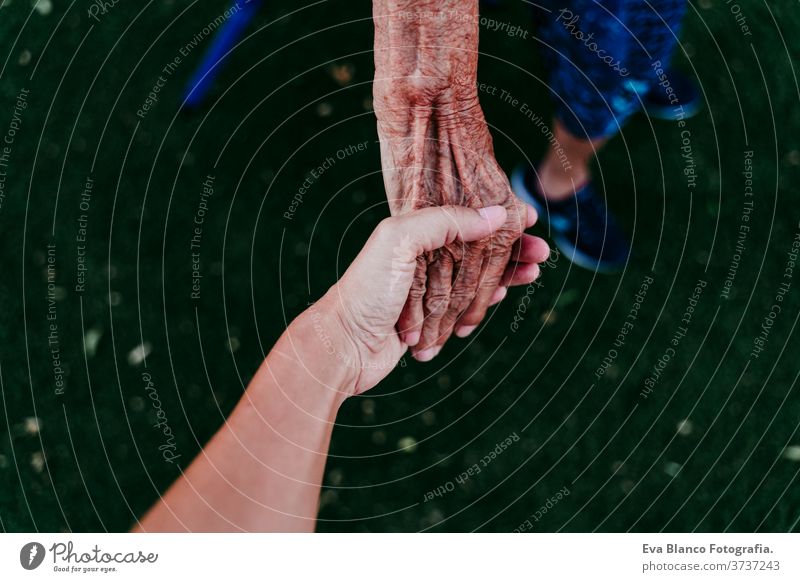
[455, 325, 478, 338]
[526, 205, 538, 227]
[404, 331, 421, 346]
[414, 347, 437, 362]
[478, 205, 506, 223]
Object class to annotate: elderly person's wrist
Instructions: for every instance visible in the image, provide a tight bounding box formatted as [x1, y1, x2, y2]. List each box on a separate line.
[373, 0, 479, 104]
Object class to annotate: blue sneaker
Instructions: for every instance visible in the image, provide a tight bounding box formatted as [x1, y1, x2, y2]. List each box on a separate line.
[511, 165, 630, 273]
[641, 68, 702, 121]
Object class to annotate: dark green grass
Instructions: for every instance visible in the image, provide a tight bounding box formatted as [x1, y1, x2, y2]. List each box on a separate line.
[0, 0, 799, 532]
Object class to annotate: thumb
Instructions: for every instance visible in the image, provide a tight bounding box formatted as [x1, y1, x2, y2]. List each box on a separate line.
[392, 205, 508, 256]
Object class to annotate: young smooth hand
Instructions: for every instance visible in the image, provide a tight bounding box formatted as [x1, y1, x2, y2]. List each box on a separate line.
[313, 204, 549, 396]
[137, 204, 548, 533]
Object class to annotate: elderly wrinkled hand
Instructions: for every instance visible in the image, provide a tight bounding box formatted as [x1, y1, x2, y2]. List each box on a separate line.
[373, 0, 526, 361]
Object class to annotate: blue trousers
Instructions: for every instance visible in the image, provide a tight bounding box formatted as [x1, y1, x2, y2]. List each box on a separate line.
[535, 0, 687, 138]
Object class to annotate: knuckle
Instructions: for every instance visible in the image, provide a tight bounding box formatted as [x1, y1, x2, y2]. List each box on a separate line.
[463, 236, 482, 250]
[449, 299, 472, 317]
[444, 241, 467, 261]
[488, 229, 518, 250]
[479, 279, 502, 293]
[424, 293, 449, 314]
[478, 269, 504, 289]
[452, 253, 482, 286]
[408, 284, 426, 299]
[449, 287, 476, 305]
[374, 216, 397, 240]
[425, 289, 449, 304]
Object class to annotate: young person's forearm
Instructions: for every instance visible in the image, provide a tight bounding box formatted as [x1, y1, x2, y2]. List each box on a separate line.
[135, 304, 354, 532]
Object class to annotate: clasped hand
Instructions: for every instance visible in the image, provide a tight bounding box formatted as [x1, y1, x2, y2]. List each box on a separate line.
[372, 0, 530, 360]
[316, 205, 549, 396]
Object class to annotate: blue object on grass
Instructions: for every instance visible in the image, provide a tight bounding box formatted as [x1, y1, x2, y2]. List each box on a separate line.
[183, 0, 264, 108]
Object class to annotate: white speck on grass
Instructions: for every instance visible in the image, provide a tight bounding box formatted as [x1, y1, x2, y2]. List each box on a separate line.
[327, 468, 343, 486]
[783, 446, 800, 462]
[541, 310, 557, 326]
[19, 49, 32, 66]
[83, 328, 102, 358]
[31, 451, 45, 473]
[24, 417, 41, 435]
[33, 0, 51, 15]
[316, 102, 333, 117]
[361, 400, 375, 421]
[127, 342, 151, 366]
[398, 436, 417, 453]
[676, 419, 693, 436]
[663, 461, 682, 477]
[328, 63, 354, 86]
[319, 489, 338, 508]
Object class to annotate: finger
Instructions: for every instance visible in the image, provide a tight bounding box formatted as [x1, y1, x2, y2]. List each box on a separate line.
[525, 203, 538, 228]
[510, 196, 531, 235]
[489, 286, 507, 306]
[413, 250, 454, 361]
[501, 262, 541, 287]
[511, 234, 550, 264]
[456, 246, 511, 330]
[396, 256, 427, 346]
[360, 203, 503, 284]
[437, 244, 483, 344]
[386, 205, 507, 256]
[454, 283, 507, 338]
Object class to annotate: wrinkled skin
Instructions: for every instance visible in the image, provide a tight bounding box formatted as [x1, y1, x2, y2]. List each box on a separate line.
[373, 0, 527, 358]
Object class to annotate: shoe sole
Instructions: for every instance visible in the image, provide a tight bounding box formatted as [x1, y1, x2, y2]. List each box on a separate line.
[551, 234, 626, 274]
[643, 97, 703, 122]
